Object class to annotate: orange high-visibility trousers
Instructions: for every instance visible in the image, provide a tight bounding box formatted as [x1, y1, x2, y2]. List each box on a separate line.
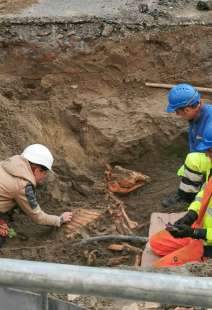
[149, 177, 212, 267]
[150, 230, 203, 267]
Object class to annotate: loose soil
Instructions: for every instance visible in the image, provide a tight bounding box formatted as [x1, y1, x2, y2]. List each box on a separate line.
[1, 156, 183, 265]
[0, 0, 37, 14]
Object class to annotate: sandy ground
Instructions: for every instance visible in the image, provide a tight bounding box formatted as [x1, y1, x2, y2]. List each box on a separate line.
[0, 0, 37, 14]
[0, 155, 183, 263]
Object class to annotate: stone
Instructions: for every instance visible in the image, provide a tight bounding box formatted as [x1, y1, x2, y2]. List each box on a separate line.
[102, 24, 114, 37]
[196, 0, 212, 10]
[174, 308, 194, 310]
[143, 302, 161, 309]
[67, 294, 80, 301]
[138, 3, 149, 13]
[37, 31, 51, 37]
[70, 84, 78, 89]
[122, 303, 140, 310]
[67, 31, 76, 36]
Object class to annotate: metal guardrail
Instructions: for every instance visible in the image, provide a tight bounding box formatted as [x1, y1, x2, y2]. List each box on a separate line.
[0, 258, 211, 308]
[0, 287, 87, 310]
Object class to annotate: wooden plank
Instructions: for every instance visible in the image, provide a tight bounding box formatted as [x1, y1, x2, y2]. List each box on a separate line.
[145, 82, 212, 93]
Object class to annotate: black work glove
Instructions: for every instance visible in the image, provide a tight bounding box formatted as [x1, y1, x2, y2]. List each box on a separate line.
[174, 210, 198, 226]
[166, 224, 206, 240]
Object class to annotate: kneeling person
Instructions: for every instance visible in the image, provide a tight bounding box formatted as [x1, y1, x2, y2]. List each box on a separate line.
[0, 144, 72, 246]
[150, 125, 212, 266]
[162, 83, 212, 208]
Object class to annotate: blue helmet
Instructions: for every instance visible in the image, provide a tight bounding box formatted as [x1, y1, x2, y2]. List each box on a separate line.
[166, 83, 201, 113]
[196, 124, 212, 152]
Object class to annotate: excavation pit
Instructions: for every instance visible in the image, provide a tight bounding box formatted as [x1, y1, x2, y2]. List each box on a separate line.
[0, 1, 212, 308]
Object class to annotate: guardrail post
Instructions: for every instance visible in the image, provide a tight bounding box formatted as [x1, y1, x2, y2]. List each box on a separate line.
[41, 292, 48, 310]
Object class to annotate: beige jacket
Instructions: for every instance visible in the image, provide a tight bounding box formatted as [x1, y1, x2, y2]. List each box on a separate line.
[0, 155, 60, 227]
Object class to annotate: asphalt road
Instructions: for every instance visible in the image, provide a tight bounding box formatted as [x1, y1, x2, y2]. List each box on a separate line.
[2, 0, 212, 31]
[18, 0, 139, 19]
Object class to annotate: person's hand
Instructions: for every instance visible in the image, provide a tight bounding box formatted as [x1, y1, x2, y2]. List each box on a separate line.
[166, 224, 194, 238]
[167, 224, 207, 240]
[60, 212, 73, 225]
[174, 210, 198, 226]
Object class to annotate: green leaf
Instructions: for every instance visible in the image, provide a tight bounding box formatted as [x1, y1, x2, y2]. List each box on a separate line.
[8, 228, 16, 239]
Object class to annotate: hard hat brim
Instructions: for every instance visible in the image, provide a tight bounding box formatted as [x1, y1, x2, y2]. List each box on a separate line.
[166, 105, 175, 113]
[196, 142, 210, 152]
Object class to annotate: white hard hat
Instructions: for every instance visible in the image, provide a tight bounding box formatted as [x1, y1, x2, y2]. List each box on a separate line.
[21, 144, 54, 170]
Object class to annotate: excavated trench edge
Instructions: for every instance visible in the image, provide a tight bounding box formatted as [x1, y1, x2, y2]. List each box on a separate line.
[0, 15, 211, 51]
[0, 15, 212, 29]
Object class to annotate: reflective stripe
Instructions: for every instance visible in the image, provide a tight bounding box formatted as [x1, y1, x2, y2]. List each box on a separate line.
[178, 164, 204, 195]
[25, 183, 38, 210]
[195, 196, 202, 202]
[181, 176, 202, 187]
[202, 183, 206, 189]
[184, 153, 211, 176]
[179, 182, 199, 193]
[183, 168, 204, 182]
[206, 208, 212, 217]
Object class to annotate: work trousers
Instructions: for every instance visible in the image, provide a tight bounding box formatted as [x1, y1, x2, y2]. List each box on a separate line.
[150, 230, 212, 267]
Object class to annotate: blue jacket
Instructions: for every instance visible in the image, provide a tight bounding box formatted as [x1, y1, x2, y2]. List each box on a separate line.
[189, 104, 212, 152]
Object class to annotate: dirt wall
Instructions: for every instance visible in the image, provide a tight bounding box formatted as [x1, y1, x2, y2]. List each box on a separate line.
[0, 20, 212, 267]
[0, 22, 212, 168]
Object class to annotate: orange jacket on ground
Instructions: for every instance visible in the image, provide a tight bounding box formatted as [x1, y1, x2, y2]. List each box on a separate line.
[0, 155, 60, 226]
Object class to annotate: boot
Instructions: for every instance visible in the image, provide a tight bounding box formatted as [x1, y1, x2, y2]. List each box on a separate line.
[161, 189, 195, 208]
